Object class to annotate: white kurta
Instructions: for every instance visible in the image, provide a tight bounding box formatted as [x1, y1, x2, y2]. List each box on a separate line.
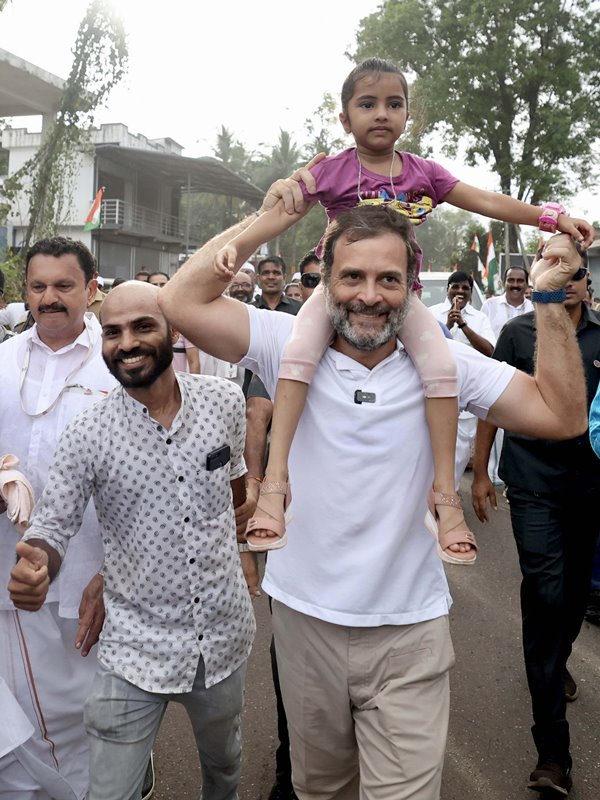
[0, 314, 117, 799]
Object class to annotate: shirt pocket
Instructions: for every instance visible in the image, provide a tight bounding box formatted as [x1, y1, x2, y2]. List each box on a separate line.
[196, 462, 232, 521]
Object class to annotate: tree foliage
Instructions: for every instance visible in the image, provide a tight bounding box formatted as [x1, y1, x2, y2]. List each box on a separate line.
[0, 0, 127, 280]
[352, 0, 600, 202]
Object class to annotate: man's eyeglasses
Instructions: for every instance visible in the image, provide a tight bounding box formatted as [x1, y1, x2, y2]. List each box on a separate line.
[300, 273, 321, 289]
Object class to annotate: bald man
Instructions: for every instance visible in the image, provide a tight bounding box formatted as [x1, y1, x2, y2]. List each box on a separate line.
[8, 281, 255, 800]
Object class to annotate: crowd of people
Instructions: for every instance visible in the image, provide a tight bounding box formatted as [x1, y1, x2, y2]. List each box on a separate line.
[1, 57, 599, 800]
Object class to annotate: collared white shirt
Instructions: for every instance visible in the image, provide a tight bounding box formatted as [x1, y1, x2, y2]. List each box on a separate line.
[482, 294, 534, 337]
[0, 314, 116, 616]
[240, 305, 515, 628]
[24, 373, 254, 692]
[429, 299, 497, 348]
[429, 300, 497, 420]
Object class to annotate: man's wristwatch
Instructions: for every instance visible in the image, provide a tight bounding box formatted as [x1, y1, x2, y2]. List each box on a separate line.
[238, 543, 250, 552]
[531, 289, 567, 303]
[538, 202, 567, 233]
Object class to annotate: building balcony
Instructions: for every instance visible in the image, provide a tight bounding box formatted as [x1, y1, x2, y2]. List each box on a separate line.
[100, 199, 201, 245]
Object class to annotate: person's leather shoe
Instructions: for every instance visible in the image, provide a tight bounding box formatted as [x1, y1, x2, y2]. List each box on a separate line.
[528, 761, 572, 796]
[564, 670, 579, 702]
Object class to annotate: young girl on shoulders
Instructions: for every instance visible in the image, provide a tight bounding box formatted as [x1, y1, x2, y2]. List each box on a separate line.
[215, 57, 593, 564]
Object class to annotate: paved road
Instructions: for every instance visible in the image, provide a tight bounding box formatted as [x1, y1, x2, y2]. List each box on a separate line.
[152, 480, 600, 799]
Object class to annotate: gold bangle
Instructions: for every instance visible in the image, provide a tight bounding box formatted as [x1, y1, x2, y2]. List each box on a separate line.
[246, 475, 263, 483]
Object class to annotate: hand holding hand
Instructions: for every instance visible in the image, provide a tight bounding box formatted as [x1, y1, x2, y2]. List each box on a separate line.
[531, 234, 583, 292]
[261, 152, 326, 215]
[557, 215, 595, 249]
[8, 541, 50, 611]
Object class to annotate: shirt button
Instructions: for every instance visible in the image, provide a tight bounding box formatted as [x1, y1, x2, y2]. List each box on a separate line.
[194, 597, 200, 603]
[198, 634, 204, 641]
[184, 516, 190, 523]
[178, 476, 184, 482]
[189, 557, 195, 564]
[166, 438, 172, 445]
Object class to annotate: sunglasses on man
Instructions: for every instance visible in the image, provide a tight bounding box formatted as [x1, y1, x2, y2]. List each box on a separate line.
[300, 273, 321, 289]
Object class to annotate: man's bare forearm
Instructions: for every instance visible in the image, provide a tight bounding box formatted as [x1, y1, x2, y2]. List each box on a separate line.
[534, 303, 587, 437]
[163, 212, 260, 309]
[472, 419, 498, 477]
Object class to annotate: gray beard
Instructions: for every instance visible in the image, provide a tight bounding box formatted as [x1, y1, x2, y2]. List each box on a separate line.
[324, 288, 410, 352]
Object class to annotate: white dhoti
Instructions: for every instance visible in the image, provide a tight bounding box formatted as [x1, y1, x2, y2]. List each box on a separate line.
[0, 604, 97, 799]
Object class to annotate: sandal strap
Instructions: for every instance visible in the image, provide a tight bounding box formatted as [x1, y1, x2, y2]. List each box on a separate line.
[433, 491, 463, 510]
[438, 525, 478, 551]
[260, 480, 288, 496]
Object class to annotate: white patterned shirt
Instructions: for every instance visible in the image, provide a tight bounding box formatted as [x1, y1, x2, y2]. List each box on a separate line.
[24, 372, 254, 692]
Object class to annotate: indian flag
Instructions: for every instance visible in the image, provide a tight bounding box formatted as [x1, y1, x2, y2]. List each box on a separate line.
[84, 187, 104, 231]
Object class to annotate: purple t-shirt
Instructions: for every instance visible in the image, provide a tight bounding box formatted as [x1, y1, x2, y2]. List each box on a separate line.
[300, 147, 459, 279]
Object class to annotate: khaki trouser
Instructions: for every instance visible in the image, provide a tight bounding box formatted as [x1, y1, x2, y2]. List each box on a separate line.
[272, 602, 455, 800]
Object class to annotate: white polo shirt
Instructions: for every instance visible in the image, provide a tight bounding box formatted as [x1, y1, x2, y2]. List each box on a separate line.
[240, 305, 515, 627]
[482, 294, 534, 337]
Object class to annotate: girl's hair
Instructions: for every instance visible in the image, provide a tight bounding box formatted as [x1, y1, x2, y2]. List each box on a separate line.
[341, 58, 409, 114]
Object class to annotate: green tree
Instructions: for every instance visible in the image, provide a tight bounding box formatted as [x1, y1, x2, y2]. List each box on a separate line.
[181, 126, 260, 246]
[0, 0, 127, 298]
[353, 0, 600, 203]
[303, 93, 348, 157]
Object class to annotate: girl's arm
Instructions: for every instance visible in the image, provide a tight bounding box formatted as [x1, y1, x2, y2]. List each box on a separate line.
[215, 197, 315, 280]
[445, 182, 595, 248]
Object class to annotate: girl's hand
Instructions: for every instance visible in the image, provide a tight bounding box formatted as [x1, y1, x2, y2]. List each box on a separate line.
[531, 234, 582, 292]
[214, 244, 238, 282]
[557, 214, 595, 249]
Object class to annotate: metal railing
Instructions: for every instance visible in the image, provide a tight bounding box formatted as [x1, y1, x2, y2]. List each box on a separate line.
[100, 199, 199, 241]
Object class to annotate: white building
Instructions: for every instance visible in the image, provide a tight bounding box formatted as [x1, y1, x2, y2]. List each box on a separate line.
[0, 49, 263, 279]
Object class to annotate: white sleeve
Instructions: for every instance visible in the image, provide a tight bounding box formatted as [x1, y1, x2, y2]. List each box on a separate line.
[238, 305, 294, 398]
[453, 340, 515, 418]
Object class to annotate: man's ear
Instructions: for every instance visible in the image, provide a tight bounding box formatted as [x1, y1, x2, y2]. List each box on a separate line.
[170, 326, 181, 344]
[86, 278, 98, 306]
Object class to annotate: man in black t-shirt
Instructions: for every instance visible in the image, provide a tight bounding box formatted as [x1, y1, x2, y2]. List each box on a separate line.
[472, 248, 600, 797]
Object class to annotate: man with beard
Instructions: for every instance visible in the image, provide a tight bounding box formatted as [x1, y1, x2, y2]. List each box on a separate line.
[228, 271, 256, 304]
[8, 281, 255, 800]
[157, 198, 588, 800]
